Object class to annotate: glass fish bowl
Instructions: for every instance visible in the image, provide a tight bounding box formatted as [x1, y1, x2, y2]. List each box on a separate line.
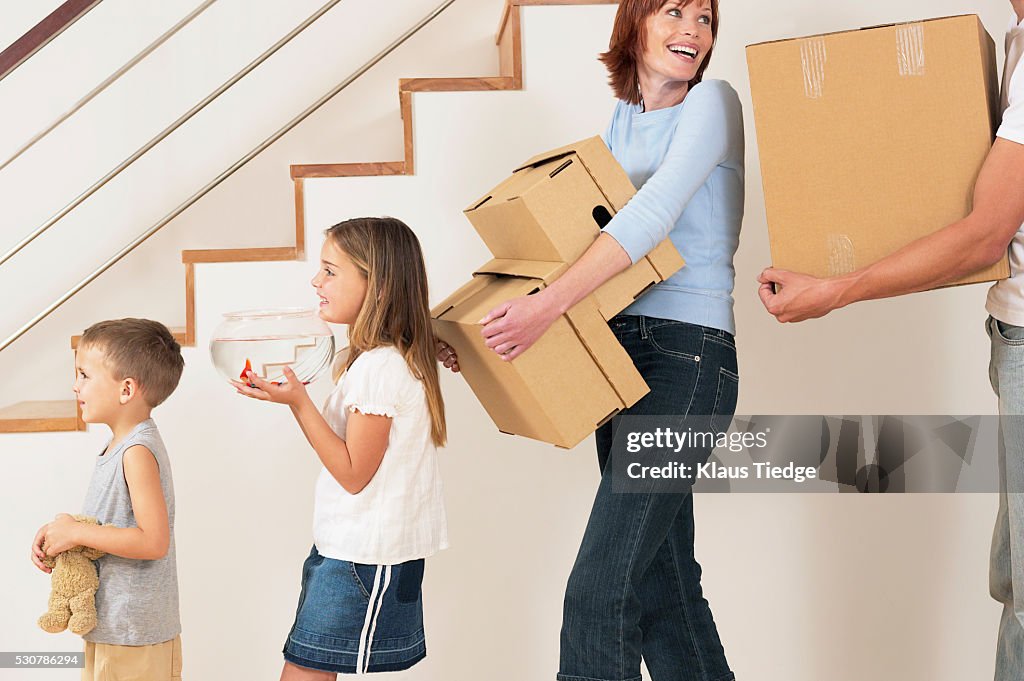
[210, 308, 335, 385]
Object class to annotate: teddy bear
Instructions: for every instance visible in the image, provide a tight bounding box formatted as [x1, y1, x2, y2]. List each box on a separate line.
[38, 515, 105, 636]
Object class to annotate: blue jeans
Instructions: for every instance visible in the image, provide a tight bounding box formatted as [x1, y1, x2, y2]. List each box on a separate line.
[559, 316, 738, 681]
[987, 316, 1024, 681]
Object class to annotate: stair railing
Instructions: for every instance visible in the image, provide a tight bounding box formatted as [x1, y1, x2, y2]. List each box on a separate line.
[0, 0, 219, 174]
[0, 0, 458, 353]
[0, 0, 103, 83]
[0, 0, 345, 270]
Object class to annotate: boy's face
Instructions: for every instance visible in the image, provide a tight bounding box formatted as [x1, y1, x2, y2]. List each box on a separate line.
[73, 345, 131, 424]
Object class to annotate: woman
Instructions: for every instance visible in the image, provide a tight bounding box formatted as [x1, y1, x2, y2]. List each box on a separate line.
[439, 1, 743, 678]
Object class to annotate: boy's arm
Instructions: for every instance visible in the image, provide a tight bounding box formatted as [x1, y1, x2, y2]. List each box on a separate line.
[759, 137, 1024, 322]
[43, 445, 170, 560]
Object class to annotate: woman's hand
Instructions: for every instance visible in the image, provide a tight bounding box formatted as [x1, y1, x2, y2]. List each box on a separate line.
[231, 366, 310, 407]
[435, 340, 460, 373]
[479, 291, 562, 361]
[41, 514, 81, 557]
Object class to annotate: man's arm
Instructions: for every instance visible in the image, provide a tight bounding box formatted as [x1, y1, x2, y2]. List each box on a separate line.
[759, 138, 1024, 322]
[42, 445, 170, 560]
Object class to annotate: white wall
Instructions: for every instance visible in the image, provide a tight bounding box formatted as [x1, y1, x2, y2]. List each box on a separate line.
[0, 1, 1015, 680]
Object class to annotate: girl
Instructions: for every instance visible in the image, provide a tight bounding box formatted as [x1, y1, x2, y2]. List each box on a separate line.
[438, 1, 742, 679]
[234, 217, 448, 679]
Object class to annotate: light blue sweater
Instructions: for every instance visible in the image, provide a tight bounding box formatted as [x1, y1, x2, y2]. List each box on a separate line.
[602, 79, 745, 335]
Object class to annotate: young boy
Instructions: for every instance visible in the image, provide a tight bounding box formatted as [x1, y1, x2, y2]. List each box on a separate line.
[30, 318, 185, 681]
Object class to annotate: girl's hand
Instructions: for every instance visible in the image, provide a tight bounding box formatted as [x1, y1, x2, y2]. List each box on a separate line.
[479, 291, 561, 361]
[42, 514, 81, 557]
[231, 366, 309, 407]
[435, 340, 460, 373]
[31, 523, 52, 573]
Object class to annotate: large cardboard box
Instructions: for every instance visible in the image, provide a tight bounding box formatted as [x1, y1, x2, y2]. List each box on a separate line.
[432, 260, 649, 449]
[747, 15, 1009, 286]
[434, 138, 686, 448]
[465, 137, 685, 320]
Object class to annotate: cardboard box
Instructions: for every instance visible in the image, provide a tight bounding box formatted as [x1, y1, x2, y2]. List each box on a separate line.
[432, 259, 649, 449]
[465, 137, 685, 320]
[747, 15, 1009, 286]
[433, 137, 686, 448]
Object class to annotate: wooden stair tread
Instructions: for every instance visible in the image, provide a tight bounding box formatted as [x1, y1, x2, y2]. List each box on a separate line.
[182, 247, 297, 264]
[399, 76, 516, 92]
[0, 400, 80, 433]
[290, 161, 407, 179]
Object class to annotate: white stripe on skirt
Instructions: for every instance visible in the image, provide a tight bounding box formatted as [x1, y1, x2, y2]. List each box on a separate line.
[355, 565, 392, 674]
[363, 565, 392, 673]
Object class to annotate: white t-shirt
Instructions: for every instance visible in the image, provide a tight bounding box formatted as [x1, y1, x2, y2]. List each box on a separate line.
[313, 345, 448, 565]
[986, 14, 1024, 325]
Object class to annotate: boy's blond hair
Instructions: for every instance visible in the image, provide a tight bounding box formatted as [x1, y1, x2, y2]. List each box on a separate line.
[80, 319, 185, 407]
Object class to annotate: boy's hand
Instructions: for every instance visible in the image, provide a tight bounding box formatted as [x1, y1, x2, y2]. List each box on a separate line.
[31, 524, 52, 573]
[41, 514, 81, 557]
[231, 366, 309, 407]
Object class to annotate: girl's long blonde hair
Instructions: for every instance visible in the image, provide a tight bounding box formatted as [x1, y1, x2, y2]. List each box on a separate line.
[326, 217, 446, 447]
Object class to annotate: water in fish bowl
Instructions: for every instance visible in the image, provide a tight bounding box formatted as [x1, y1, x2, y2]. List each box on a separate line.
[210, 334, 335, 385]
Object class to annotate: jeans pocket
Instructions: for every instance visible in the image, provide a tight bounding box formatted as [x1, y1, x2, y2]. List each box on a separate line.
[396, 560, 425, 604]
[350, 562, 377, 601]
[712, 367, 739, 426]
[647, 321, 703, 362]
[993, 318, 1024, 346]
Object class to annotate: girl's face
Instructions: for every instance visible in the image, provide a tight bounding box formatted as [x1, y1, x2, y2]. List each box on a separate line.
[311, 240, 368, 325]
[640, 0, 714, 88]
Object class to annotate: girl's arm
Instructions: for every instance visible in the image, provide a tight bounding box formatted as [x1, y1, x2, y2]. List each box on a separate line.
[290, 399, 391, 494]
[40, 446, 169, 560]
[233, 366, 391, 494]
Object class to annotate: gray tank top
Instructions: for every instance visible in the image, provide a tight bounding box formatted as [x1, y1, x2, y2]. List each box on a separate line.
[81, 418, 180, 645]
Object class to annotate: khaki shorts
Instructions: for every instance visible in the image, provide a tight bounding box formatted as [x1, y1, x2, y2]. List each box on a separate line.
[82, 635, 182, 681]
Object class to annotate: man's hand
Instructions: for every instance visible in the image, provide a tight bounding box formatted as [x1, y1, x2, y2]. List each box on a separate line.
[758, 268, 848, 323]
[41, 514, 81, 558]
[479, 292, 562, 361]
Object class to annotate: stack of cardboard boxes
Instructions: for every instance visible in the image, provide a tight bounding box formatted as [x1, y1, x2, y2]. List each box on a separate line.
[432, 137, 684, 448]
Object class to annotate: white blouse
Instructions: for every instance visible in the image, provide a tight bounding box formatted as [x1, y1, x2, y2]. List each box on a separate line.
[313, 346, 449, 565]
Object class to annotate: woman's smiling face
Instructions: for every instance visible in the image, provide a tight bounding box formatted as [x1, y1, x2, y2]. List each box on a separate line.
[639, 0, 714, 90]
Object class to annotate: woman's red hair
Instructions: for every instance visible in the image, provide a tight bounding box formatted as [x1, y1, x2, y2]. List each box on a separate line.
[599, 0, 720, 105]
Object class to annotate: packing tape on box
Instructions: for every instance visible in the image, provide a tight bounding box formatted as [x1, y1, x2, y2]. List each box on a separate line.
[827, 234, 856, 276]
[800, 37, 827, 99]
[896, 23, 926, 76]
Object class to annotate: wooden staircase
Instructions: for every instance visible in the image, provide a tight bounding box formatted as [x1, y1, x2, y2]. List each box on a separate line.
[0, 0, 617, 434]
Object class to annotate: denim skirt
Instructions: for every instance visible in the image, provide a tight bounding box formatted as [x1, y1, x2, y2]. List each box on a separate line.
[283, 545, 427, 674]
